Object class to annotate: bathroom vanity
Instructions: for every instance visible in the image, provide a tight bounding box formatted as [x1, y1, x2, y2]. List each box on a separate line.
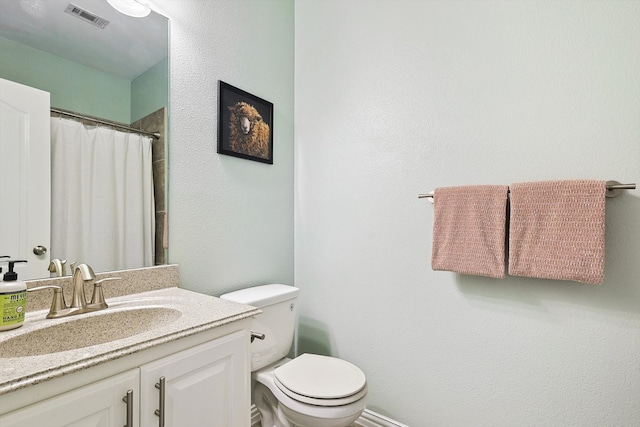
[0, 266, 260, 427]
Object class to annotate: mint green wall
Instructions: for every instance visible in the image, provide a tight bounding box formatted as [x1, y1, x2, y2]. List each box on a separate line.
[157, 0, 295, 294]
[0, 36, 129, 123]
[295, 1, 640, 425]
[0, 36, 164, 124]
[131, 57, 168, 123]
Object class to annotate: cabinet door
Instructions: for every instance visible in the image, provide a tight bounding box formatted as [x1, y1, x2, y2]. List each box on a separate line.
[140, 330, 249, 427]
[0, 369, 139, 427]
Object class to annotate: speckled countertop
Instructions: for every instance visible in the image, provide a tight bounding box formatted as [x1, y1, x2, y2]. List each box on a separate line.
[0, 266, 260, 396]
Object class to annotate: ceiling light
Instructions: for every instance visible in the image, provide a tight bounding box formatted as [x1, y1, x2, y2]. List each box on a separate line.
[106, 0, 151, 18]
[19, 0, 47, 19]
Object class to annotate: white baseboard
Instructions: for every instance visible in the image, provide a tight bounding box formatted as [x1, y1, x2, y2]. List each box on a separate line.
[355, 409, 409, 427]
[251, 406, 408, 427]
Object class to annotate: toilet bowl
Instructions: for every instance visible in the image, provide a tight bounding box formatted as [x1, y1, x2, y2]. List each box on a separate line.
[254, 355, 367, 427]
[220, 284, 367, 427]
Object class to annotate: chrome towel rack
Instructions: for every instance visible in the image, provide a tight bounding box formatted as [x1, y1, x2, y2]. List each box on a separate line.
[418, 181, 636, 203]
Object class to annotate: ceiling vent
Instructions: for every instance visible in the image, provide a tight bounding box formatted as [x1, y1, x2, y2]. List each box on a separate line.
[65, 4, 109, 29]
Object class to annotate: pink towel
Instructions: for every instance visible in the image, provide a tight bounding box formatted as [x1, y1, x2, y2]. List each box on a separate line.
[508, 180, 606, 284]
[431, 185, 509, 279]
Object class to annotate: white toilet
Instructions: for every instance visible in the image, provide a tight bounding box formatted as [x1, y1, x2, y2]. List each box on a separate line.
[221, 284, 367, 427]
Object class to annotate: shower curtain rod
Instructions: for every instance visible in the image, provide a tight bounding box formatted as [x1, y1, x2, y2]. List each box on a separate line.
[51, 107, 161, 139]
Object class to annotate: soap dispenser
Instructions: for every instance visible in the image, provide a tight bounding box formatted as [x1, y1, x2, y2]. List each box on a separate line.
[0, 259, 28, 331]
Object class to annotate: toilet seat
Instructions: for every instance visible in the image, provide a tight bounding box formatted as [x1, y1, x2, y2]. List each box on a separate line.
[273, 354, 367, 407]
[274, 377, 368, 406]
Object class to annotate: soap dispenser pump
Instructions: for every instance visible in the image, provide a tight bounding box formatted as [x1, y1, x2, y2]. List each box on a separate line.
[0, 259, 28, 331]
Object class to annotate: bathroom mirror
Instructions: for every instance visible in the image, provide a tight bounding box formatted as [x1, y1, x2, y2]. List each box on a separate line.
[0, 0, 169, 279]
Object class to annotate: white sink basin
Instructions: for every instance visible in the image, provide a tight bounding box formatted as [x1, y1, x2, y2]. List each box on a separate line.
[0, 306, 182, 357]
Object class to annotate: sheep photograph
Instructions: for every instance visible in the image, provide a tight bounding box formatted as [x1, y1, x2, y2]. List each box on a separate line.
[218, 81, 274, 164]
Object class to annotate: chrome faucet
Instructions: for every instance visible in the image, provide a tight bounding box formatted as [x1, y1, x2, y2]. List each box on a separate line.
[70, 263, 96, 310]
[28, 263, 121, 319]
[48, 258, 68, 277]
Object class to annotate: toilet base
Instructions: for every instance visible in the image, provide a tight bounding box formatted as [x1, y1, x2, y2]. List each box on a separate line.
[254, 382, 293, 427]
[279, 401, 361, 427]
[253, 382, 363, 427]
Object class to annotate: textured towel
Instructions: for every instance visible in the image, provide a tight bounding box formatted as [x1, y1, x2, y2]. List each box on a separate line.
[508, 180, 606, 284]
[431, 185, 509, 279]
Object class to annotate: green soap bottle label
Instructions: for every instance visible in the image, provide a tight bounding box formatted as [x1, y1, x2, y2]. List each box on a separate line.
[0, 291, 26, 326]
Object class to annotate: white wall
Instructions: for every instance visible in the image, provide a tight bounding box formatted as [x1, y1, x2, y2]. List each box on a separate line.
[295, 1, 640, 426]
[154, 0, 295, 295]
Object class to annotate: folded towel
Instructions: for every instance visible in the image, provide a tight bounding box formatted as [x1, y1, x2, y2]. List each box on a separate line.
[431, 185, 509, 279]
[508, 180, 606, 284]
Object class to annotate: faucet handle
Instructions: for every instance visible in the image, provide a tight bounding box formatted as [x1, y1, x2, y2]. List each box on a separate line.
[88, 277, 122, 309]
[27, 285, 68, 319]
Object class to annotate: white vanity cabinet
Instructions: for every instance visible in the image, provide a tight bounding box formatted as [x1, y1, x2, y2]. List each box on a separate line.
[0, 370, 139, 427]
[0, 325, 251, 427]
[140, 330, 248, 426]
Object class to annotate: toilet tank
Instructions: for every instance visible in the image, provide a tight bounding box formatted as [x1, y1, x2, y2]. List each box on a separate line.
[220, 284, 299, 371]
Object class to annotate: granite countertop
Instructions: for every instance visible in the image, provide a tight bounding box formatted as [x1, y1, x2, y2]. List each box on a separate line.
[0, 287, 260, 396]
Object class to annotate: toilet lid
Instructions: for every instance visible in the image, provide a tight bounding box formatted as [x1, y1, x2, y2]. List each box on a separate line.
[274, 353, 367, 400]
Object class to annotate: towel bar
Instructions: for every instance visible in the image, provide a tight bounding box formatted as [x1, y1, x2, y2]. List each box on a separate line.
[419, 181, 636, 202]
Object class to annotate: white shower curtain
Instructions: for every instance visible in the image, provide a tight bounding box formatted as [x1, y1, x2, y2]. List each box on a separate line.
[50, 117, 155, 272]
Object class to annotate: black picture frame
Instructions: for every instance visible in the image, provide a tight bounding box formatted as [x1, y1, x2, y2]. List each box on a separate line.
[217, 81, 274, 164]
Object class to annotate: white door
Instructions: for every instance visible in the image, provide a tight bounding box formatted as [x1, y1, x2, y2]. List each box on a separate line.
[140, 331, 251, 427]
[0, 78, 50, 279]
[0, 369, 139, 427]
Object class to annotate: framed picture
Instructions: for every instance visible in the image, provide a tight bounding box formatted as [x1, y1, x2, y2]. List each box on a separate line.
[217, 81, 274, 164]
